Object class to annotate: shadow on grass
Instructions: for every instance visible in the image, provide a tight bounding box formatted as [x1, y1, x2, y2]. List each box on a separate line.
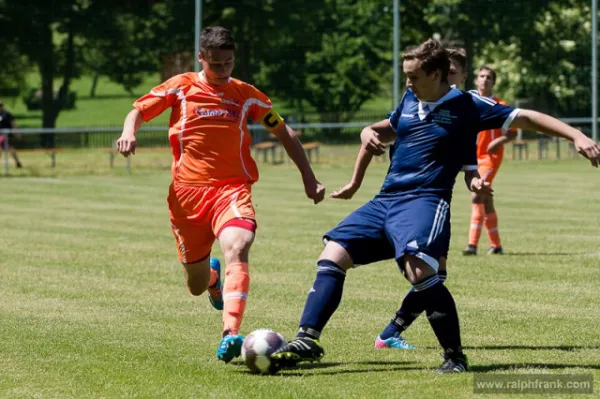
[462, 345, 600, 351]
[470, 363, 600, 373]
[238, 357, 600, 377]
[500, 252, 583, 256]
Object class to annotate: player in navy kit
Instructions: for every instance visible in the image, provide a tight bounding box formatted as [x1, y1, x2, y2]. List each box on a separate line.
[271, 39, 600, 373]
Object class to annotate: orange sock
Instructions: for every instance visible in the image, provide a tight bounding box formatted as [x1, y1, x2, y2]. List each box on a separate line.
[468, 204, 485, 246]
[485, 212, 502, 248]
[222, 262, 250, 335]
[209, 268, 218, 287]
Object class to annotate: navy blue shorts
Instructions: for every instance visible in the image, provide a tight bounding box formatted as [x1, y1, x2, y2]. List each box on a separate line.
[324, 193, 451, 270]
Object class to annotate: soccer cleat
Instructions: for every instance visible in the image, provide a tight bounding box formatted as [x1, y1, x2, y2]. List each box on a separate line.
[216, 334, 244, 363]
[435, 353, 468, 374]
[207, 257, 223, 310]
[487, 246, 504, 255]
[375, 333, 416, 350]
[461, 244, 477, 256]
[270, 337, 324, 368]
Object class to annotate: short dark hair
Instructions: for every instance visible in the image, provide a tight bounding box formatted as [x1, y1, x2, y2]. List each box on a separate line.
[479, 66, 496, 83]
[447, 47, 467, 72]
[199, 26, 235, 54]
[402, 39, 450, 82]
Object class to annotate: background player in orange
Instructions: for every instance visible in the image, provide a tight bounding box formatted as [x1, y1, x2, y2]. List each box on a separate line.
[462, 66, 515, 256]
[116, 26, 325, 363]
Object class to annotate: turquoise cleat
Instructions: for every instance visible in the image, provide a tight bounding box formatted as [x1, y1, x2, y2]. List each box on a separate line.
[375, 333, 416, 350]
[207, 257, 223, 310]
[217, 334, 245, 363]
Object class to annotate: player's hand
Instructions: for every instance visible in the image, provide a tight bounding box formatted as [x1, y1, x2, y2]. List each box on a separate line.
[573, 135, 600, 167]
[470, 177, 493, 195]
[361, 129, 387, 156]
[116, 133, 137, 157]
[303, 177, 326, 204]
[487, 138, 504, 154]
[330, 182, 359, 200]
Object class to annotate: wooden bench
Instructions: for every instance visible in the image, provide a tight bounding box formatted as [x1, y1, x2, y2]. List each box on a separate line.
[302, 142, 320, 163]
[16, 148, 63, 168]
[512, 140, 529, 160]
[568, 142, 577, 158]
[252, 141, 283, 164]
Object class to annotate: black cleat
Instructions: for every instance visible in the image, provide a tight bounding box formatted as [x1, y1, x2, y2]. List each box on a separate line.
[435, 353, 468, 374]
[487, 246, 504, 255]
[461, 245, 477, 256]
[270, 337, 324, 369]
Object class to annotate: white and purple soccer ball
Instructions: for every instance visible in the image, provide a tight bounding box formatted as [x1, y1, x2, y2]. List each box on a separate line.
[241, 328, 287, 374]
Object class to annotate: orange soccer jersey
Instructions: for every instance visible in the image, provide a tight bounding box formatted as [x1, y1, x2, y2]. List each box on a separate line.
[476, 96, 516, 182]
[134, 71, 277, 186]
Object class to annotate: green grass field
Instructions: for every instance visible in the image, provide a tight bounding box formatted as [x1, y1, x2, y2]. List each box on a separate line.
[4, 74, 392, 128]
[1, 149, 599, 398]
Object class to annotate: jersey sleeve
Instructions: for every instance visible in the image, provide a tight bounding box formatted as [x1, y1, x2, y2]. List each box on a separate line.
[387, 90, 409, 132]
[133, 75, 185, 122]
[497, 98, 518, 133]
[245, 86, 285, 132]
[471, 92, 520, 132]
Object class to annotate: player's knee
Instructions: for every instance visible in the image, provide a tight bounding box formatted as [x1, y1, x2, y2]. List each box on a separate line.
[187, 284, 207, 296]
[319, 240, 353, 270]
[222, 238, 253, 263]
[186, 276, 209, 296]
[403, 255, 437, 285]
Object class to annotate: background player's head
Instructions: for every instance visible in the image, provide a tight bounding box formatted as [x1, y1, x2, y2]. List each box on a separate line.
[199, 26, 236, 85]
[402, 39, 450, 101]
[447, 47, 467, 89]
[476, 66, 496, 96]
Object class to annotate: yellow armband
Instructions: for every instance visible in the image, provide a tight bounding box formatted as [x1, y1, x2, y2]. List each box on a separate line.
[260, 110, 284, 132]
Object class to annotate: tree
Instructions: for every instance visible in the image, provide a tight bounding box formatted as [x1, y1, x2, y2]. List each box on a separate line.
[0, 0, 155, 136]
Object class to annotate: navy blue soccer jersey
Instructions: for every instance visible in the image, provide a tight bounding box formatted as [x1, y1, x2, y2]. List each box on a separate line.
[383, 88, 518, 197]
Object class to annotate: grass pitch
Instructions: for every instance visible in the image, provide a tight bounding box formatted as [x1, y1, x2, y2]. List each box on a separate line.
[0, 148, 598, 398]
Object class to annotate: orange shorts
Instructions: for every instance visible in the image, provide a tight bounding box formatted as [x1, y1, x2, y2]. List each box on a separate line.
[478, 155, 502, 184]
[168, 182, 257, 263]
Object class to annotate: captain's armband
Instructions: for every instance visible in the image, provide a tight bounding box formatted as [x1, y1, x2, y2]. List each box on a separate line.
[260, 110, 284, 132]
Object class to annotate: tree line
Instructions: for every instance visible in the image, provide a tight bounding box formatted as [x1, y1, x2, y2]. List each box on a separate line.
[0, 0, 595, 128]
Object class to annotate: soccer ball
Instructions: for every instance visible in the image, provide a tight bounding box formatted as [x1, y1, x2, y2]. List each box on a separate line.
[241, 328, 286, 374]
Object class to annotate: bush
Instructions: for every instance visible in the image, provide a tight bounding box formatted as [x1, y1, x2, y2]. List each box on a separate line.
[23, 88, 77, 111]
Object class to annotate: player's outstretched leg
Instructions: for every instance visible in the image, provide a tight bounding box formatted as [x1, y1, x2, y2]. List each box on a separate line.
[207, 257, 223, 310]
[271, 255, 350, 369]
[216, 225, 254, 363]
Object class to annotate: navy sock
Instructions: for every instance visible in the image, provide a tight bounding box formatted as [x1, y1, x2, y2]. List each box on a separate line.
[379, 275, 440, 340]
[438, 269, 447, 283]
[423, 282, 462, 354]
[297, 260, 346, 340]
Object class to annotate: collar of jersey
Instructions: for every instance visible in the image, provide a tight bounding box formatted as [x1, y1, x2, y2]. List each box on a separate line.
[417, 88, 461, 120]
[198, 71, 232, 85]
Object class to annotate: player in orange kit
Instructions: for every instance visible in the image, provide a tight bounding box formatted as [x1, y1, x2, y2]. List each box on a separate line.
[116, 26, 325, 363]
[462, 66, 516, 256]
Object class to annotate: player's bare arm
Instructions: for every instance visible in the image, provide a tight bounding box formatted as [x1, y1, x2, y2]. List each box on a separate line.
[511, 110, 600, 166]
[332, 120, 396, 200]
[270, 122, 325, 204]
[117, 108, 144, 157]
[464, 169, 492, 196]
[330, 146, 374, 200]
[487, 130, 517, 154]
[362, 119, 397, 156]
